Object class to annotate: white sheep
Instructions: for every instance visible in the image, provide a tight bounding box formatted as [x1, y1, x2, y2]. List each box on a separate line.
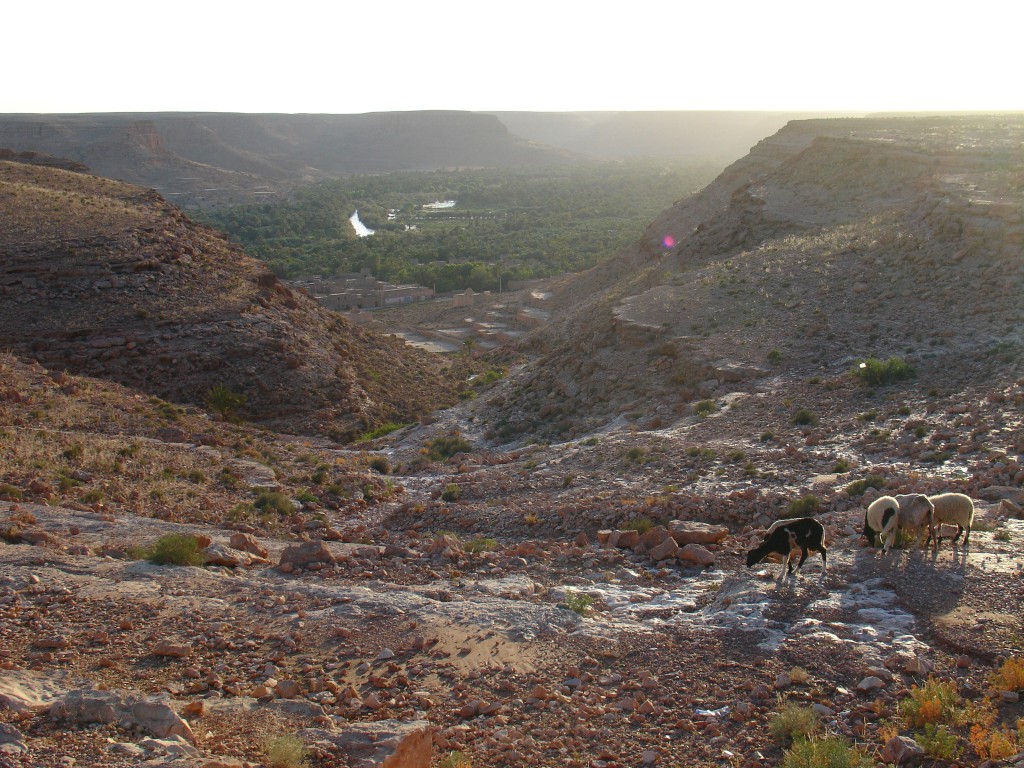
[926, 492, 975, 546]
[863, 495, 899, 548]
[879, 493, 936, 553]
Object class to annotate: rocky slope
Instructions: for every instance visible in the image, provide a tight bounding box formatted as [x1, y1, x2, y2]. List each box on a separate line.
[0, 160, 469, 439]
[487, 115, 1024, 443]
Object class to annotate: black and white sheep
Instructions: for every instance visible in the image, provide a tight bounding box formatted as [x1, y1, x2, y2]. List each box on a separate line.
[879, 493, 936, 553]
[746, 517, 827, 576]
[863, 495, 899, 548]
[925, 492, 975, 546]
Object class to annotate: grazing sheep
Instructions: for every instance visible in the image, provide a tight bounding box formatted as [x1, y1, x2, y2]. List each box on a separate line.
[926, 492, 975, 546]
[879, 494, 936, 553]
[746, 517, 827, 576]
[864, 496, 899, 548]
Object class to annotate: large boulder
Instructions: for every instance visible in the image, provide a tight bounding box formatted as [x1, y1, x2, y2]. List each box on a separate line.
[668, 521, 729, 545]
[300, 720, 432, 768]
[279, 539, 334, 569]
[50, 689, 194, 742]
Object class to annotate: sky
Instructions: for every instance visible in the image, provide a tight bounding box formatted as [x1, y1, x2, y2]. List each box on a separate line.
[5, 0, 1022, 115]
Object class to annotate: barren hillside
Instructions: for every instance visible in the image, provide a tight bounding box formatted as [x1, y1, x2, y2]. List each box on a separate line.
[0, 160, 469, 439]
[488, 115, 1024, 443]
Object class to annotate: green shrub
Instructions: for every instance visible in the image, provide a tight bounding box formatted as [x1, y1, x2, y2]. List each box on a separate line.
[464, 537, 497, 554]
[205, 385, 247, 420]
[425, 434, 471, 461]
[916, 723, 961, 760]
[295, 488, 317, 503]
[441, 483, 461, 502]
[770, 702, 820, 744]
[438, 751, 471, 768]
[357, 422, 410, 442]
[760, 430, 774, 442]
[623, 447, 648, 465]
[788, 495, 821, 516]
[623, 517, 653, 535]
[782, 736, 872, 768]
[694, 399, 718, 416]
[845, 474, 886, 496]
[790, 408, 818, 426]
[264, 733, 308, 768]
[0, 484, 24, 501]
[767, 349, 783, 364]
[368, 456, 391, 474]
[81, 489, 104, 504]
[63, 443, 84, 461]
[851, 356, 915, 387]
[254, 489, 294, 516]
[146, 534, 204, 567]
[832, 458, 851, 473]
[899, 677, 963, 728]
[563, 591, 595, 616]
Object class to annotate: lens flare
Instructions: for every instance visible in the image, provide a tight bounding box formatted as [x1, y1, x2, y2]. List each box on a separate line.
[662, 235, 676, 249]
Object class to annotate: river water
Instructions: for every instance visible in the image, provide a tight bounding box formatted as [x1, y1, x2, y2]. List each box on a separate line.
[350, 210, 374, 237]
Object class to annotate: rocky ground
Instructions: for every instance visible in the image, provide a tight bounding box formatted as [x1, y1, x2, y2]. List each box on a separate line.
[1, 350, 1023, 767]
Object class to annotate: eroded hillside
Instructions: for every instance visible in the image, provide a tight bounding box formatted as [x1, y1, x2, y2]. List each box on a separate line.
[489, 115, 1024, 443]
[0, 161, 470, 439]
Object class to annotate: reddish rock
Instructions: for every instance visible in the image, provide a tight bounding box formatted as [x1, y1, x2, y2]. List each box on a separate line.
[279, 540, 334, 569]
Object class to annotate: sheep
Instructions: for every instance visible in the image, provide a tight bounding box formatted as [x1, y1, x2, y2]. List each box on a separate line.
[746, 517, 827, 577]
[925, 492, 975, 547]
[879, 493, 936, 553]
[863, 495, 899, 548]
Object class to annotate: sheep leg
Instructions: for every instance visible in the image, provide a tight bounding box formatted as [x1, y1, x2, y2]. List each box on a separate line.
[952, 525, 964, 544]
[794, 546, 809, 573]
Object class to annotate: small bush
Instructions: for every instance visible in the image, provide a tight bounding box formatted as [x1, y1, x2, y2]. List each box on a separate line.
[464, 537, 497, 554]
[916, 723, 961, 760]
[623, 517, 654, 535]
[563, 591, 595, 616]
[438, 751, 471, 768]
[146, 534, 204, 567]
[991, 656, 1024, 691]
[782, 736, 872, 768]
[81, 489, 104, 504]
[206, 385, 247, 420]
[845, 474, 887, 496]
[0, 484, 24, 501]
[899, 677, 962, 728]
[760, 430, 774, 442]
[694, 399, 718, 416]
[788, 495, 821, 516]
[254, 489, 294, 516]
[368, 456, 391, 474]
[771, 702, 820, 744]
[441, 483, 461, 502]
[832, 458, 851, 473]
[851, 356, 915, 387]
[623, 447, 648, 465]
[767, 349, 783, 365]
[357, 422, 410, 442]
[425, 434, 471, 462]
[63, 443, 84, 461]
[790, 408, 818, 426]
[264, 733, 308, 768]
[295, 488, 317, 504]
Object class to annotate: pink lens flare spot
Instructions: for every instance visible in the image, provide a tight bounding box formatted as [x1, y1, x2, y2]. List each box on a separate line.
[662, 235, 676, 249]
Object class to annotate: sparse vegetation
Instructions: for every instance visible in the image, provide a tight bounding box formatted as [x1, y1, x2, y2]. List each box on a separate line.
[425, 433, 471, 461]
[845, 474, 886, 496]
[563, 591, 595, 616]
[898, 677, 963, 728]
[788, 495, 821, 516]
[694, 399, 718, 416]
[205, 385, 247, 421]
[781, 736, 872, 768]
[264, 733, 308, 768]
[441, 483, 461, 502]
[770, 702, 820, 744]
[357, 421, 410, 442]
[790, 408, 818, 426]
[144, 534, 204, 567]
[851, 356, 915, 387]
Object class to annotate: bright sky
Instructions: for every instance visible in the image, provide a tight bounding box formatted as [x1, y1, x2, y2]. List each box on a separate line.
[5, 0, 1021, 114]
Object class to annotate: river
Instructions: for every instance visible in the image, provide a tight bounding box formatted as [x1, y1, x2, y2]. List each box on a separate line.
[349, 210, 375, 237]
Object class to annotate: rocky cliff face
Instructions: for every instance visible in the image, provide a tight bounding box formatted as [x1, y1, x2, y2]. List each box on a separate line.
[488, 115, 1024, 443]
[0, 161, 467, 438]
